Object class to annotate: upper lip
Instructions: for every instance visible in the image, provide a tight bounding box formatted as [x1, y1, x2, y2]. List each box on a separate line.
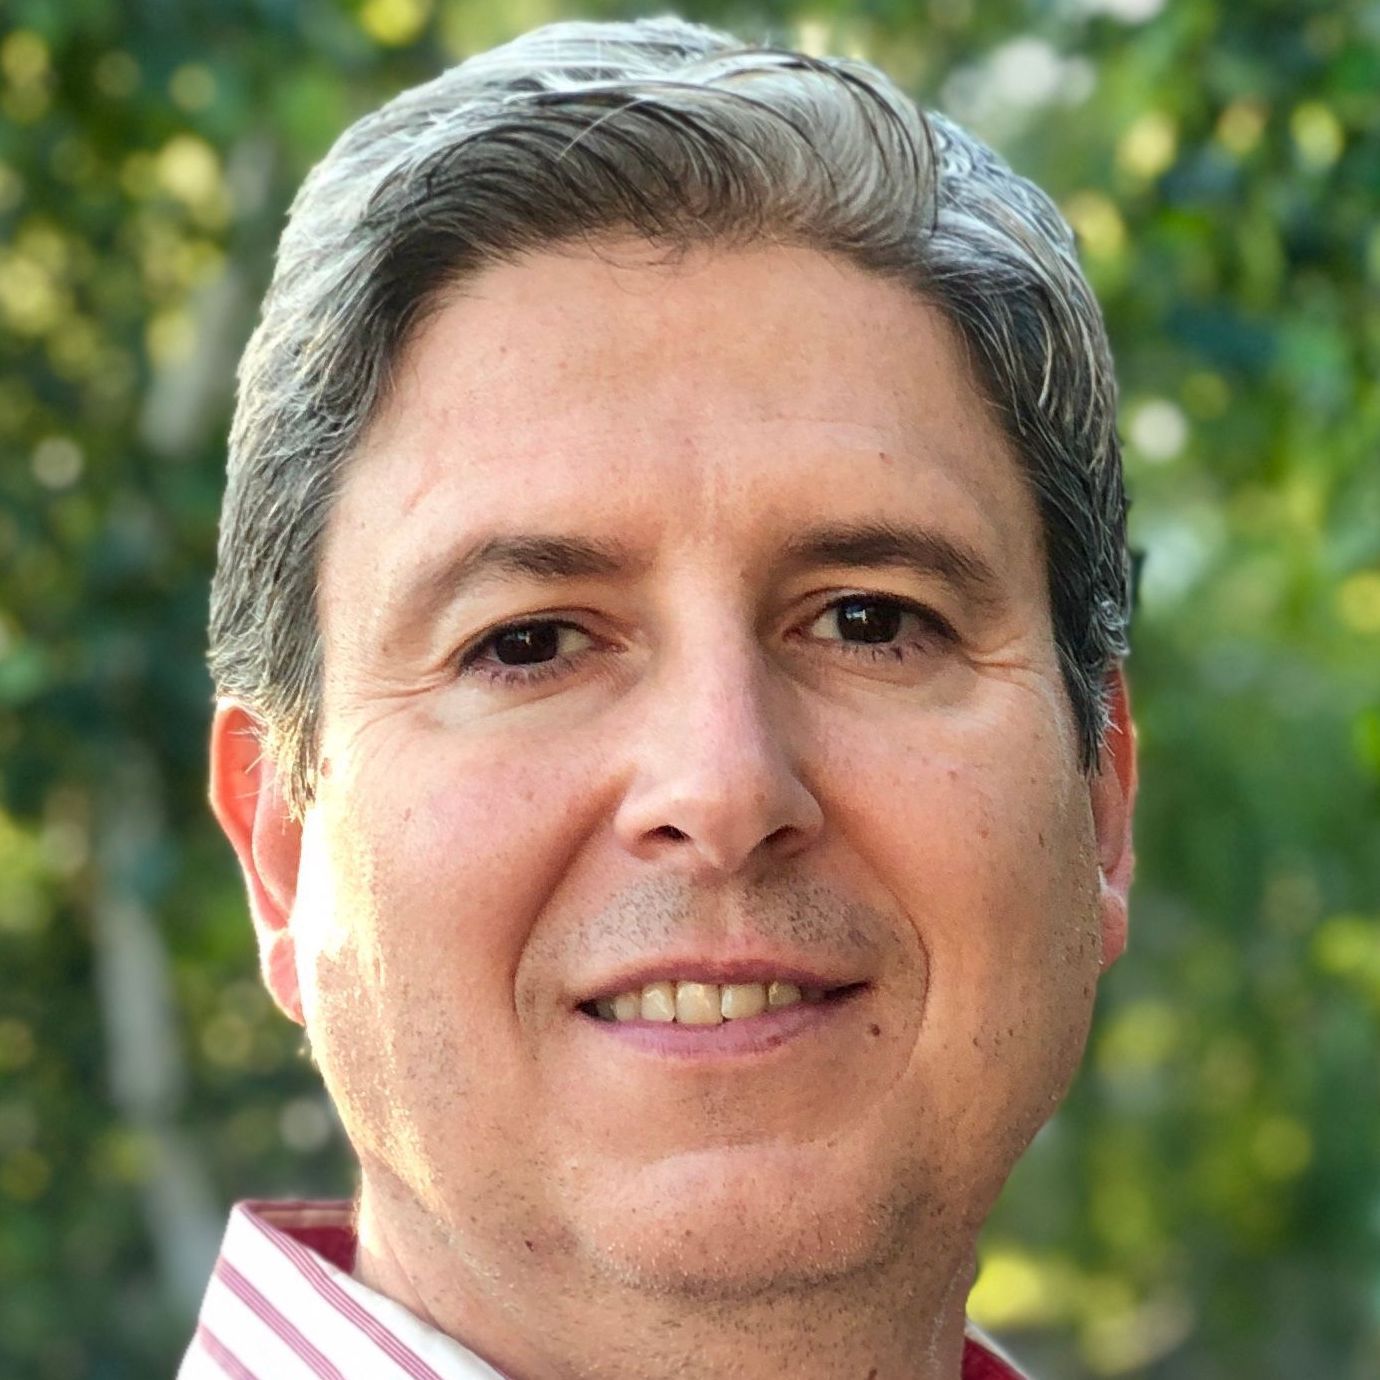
[574, 957, 871, 1007]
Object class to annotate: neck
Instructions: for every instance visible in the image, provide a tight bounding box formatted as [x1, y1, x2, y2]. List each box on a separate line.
[352, 1173, 977, 1380]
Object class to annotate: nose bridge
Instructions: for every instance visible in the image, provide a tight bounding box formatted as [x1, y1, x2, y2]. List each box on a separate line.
[613, 613, 822, 876]
[683, 617, 770, 750]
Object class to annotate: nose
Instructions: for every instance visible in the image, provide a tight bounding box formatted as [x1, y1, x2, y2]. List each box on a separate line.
[612, 636, 824, 880]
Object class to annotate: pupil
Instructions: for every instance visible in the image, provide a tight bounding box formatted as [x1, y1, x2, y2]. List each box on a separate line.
[839, 599, 900, 643]
[494, 624, 559, 665]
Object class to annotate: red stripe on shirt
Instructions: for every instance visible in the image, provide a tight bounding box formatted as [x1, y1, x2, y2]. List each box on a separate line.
[216, 1258, 348, 1380]
[196, 1323, 262, 1380]
[250, 1211, 447, 1380]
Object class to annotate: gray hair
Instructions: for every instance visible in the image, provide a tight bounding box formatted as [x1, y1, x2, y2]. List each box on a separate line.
[210, 16, 1129, 817]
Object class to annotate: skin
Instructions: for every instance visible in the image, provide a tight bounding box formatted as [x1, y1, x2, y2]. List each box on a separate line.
[211, 242, 1136, 1380]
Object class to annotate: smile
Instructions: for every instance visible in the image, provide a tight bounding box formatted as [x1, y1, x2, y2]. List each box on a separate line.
[581, 979, 857, 1024]
[574, 978, 872, 1063]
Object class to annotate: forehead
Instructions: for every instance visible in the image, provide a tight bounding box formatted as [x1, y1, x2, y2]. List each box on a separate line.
[323, 242, 1043, 618]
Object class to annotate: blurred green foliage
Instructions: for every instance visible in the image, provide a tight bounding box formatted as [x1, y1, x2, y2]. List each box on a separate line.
[0, 0, 1377, 1375]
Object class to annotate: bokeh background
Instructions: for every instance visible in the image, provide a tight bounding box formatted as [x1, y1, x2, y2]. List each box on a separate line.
[1, 0, 1377, 1375]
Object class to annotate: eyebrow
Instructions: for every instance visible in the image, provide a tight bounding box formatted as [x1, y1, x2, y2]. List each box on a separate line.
[394, 533, 644, 631]
[391, 518, 1006, 633]
[775, 520, 1006, 611]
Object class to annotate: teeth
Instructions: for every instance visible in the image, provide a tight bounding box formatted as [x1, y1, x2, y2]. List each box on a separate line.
[640, 981, 676, 1023]
[611, 991, 642, 1022]
[596, 980, 819, 1023]
[720, 983, 766, 1020]
[768, 981, 802, 1009]
[675, 982, 722, 1025]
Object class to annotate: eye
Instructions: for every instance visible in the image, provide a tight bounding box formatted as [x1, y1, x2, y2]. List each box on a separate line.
[805, 595, 955, 654]
[460, 619, 596, 685]
[458, 599, 952, 691]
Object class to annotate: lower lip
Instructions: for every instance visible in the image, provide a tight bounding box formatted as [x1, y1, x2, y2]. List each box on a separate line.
[575, 989, 865, 1059]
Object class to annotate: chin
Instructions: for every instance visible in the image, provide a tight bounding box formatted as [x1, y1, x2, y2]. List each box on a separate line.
[568, 1140, 957, 1301]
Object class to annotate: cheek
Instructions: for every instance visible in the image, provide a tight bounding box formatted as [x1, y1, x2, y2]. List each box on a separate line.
[325, 712, 603, 978]
[821, 701, 1101, 1105]
[296, 722, 603, 1172]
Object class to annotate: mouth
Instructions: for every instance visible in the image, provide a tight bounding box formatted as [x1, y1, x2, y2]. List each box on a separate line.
[573, 973, 872, 1059]
[577, 978, 868, 1025]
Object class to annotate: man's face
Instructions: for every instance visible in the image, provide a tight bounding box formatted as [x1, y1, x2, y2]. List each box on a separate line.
[237, 243, 1130, 1298]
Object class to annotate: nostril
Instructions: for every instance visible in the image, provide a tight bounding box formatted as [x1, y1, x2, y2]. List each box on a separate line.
[652, 825, 688, 842]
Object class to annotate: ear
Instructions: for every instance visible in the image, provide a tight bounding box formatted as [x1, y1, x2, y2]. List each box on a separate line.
[1089, 667, 1137, 969]
[208, 701, 305, 1024]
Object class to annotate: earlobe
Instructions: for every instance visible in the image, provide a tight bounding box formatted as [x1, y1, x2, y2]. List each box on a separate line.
[1090, 668, 1137, 969]
[208, 701, 306, 1025]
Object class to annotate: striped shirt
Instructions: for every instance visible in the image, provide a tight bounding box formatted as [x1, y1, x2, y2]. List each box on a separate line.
[178, 1201, 1028, 1379]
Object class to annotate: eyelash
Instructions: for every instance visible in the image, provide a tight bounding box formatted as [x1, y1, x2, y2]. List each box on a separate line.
[457, 595, 958, 690]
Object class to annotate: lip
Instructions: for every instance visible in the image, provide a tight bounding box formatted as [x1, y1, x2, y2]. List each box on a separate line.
[574, 958, 869, 1008]
[573, 984, 867, 1059]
